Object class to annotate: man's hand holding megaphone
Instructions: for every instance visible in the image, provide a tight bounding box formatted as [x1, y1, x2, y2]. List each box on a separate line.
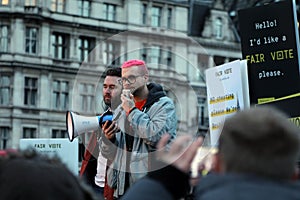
[102, 119, 119, 141]
[100, 110, 119, 140]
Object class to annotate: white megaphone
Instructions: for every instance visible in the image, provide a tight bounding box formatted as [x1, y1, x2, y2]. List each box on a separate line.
[66, 111, 113, 142]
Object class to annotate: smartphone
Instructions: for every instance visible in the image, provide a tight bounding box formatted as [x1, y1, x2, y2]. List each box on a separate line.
[100, 114, 113, 128]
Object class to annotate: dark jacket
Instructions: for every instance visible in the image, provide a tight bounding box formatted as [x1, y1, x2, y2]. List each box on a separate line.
[121, 164, 189, 200]
[122, 166, 300, 200]
[195, 173, 300, 200]
[80, 132, 99, 188]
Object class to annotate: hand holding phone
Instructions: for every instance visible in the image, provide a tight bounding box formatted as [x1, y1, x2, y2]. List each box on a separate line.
[100, 114, 113, 128]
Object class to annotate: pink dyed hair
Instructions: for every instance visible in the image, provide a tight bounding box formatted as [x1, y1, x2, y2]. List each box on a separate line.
[121, 59, 148, 73]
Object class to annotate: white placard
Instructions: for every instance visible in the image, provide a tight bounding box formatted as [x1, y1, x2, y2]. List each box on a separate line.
[19, 138, 79, 175]
[205, 60, 250, 146]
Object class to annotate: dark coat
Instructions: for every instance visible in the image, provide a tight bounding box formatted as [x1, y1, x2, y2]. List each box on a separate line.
[80, 132, 99, 188]
[195, 173, 300, 200]
[122, 166, 300, 200]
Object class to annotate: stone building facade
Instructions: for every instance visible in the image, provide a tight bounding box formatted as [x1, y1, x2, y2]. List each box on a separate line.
[0, 0, 241, 150]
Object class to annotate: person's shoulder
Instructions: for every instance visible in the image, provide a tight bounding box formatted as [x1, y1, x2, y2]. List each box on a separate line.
[196, 173, 300, 200]
[159, 96, 175, 105]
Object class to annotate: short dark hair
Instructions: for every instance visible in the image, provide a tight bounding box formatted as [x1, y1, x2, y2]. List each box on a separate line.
[0, 149, 99, 200]
[219, 106, 300, 180]
[104, 67, 121, 78]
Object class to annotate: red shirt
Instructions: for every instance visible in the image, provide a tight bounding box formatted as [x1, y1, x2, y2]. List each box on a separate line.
[135, 99, 147, 111]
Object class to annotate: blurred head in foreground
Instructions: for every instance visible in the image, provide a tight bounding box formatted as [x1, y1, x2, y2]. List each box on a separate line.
[218, 106, 300, 180]
[0, 149, 100, 200]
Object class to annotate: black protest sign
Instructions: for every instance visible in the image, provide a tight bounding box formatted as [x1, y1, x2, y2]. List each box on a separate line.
[256, 93, 300, 128]
[238, 0, 300, 104]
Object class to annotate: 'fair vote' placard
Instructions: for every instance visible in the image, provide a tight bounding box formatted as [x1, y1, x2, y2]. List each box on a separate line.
[19, 138, 78, 175]
[238, 0, 300, 104]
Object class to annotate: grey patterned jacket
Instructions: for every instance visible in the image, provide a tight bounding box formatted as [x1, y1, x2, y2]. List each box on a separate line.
[100, 82, 177, 198]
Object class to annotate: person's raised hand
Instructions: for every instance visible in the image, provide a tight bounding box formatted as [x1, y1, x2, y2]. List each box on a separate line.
[156, 134, 203, 173]
[120, 93, 135, 114]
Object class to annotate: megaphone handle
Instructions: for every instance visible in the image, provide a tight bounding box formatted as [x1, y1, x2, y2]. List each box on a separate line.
[97, 116, 101, 123]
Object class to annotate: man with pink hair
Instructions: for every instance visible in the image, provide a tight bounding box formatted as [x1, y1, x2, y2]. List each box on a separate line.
[100, 59, 177, 198]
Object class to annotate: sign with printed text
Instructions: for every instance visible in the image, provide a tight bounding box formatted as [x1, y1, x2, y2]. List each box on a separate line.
[19, 138, 78, 175]
[206, 60, 250, 146]
[256, 93, 300, 127]
[238, 0, 300, 104]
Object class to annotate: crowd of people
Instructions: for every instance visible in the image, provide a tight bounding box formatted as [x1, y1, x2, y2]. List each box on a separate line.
[1, 59, 300, 200]
[122, 106, 300, 200]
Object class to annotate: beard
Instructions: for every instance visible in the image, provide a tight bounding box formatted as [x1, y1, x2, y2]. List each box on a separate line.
[110, 98, 121, 110]
[104, 95, 122, 110]
[103, 95, 112, 108]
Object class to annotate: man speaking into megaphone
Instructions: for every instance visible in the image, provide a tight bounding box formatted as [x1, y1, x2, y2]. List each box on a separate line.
[80, 67, 122, 200]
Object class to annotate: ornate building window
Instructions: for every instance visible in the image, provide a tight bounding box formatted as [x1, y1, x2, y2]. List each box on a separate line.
[25, 27, 38, 54]
[165, 46, 172, 67]
[0, 75, 11, 105]
[0, 25, 9, 52]
[51, 0, 65, 12]
[104, 3, 116, 21]
[102, 41, 120, 66]
[142, 3, 147, 25]
[23, 127, 37, 138]
[151, 6, 162, 27]
[51, 32, 69, 59]
[77, 36, 95, 61]
[149, 45, 162, 67]
[167, 8, 173, 29]
[79, 83, 95, 112]
[53, 80, 69, 110]
[0, 127, 9, 149]
[24, 77, 38, 106]
[78, 0, 91, 17]
[52, 129, 68, 138]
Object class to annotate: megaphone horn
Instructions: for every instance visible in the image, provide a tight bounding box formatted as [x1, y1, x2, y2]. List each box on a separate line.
[66, 111, 101, 142]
